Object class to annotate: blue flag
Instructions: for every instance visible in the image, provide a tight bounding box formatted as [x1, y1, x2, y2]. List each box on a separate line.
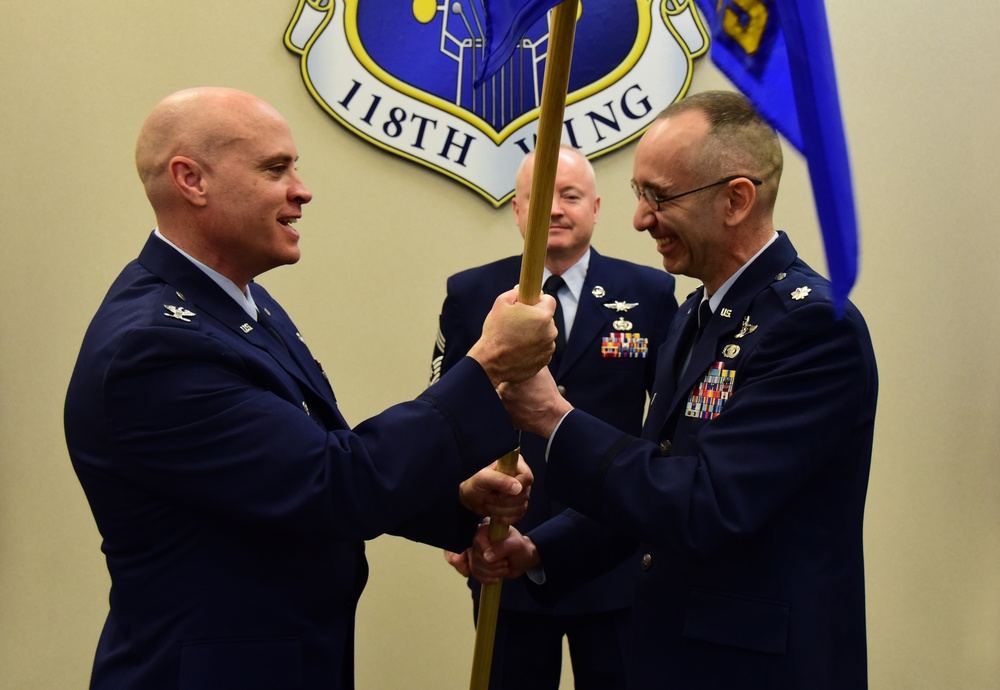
[476, 0, 564, 85]
[694, 0, 857, 314]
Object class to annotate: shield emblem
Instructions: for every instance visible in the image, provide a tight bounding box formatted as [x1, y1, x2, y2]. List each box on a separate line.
[285, 0, 708, 206]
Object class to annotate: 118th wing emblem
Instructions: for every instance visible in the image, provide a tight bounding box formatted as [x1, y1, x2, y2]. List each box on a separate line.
[164, 305, 196, 322]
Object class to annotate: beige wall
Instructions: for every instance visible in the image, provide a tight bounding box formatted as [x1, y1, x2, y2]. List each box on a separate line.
[2, 2, 997, 688]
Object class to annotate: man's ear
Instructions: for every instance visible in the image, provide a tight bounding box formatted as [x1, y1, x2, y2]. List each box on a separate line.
[168, 156, 208, 207]
[723, 177, 756, 226]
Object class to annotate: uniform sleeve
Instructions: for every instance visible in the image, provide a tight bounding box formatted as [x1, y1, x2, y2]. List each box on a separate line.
[98, 326, 517, 543]
[546, 300, 877, 558]
[430, 276, 477, 384]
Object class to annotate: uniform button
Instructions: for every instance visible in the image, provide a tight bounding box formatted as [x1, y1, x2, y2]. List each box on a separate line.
[556, 385, 567, 397]
[640, 553, 653, 571]
[659, 440, 672, 455]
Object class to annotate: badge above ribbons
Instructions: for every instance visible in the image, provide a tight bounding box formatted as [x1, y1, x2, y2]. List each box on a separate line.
[284, 0, 708, 206]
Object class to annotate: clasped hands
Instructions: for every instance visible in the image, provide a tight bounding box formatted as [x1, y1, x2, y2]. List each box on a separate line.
[451, 287, 575, 584]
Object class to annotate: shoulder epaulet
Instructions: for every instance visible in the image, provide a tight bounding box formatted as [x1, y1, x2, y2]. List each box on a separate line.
[768, 270, 831, 311]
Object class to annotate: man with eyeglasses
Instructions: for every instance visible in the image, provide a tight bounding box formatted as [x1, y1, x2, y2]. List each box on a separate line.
[430, 146, 677, 689]
[468, 91, 879, 690]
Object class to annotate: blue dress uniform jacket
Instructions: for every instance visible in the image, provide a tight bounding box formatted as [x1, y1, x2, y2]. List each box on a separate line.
[64, 233, 519, 690]
[540, 233, 878, 689]
[433, 248, 677, 615]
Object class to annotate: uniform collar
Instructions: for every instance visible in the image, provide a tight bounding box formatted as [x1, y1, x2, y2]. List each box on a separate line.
[153, 228, 260, 320]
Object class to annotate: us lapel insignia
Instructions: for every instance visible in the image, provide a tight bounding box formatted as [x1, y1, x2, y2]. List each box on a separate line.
[240, 323, 253, 333]
[591, 286, 606, 298]
[791, 286, 812, 300]
[164, 305, 196, 322]
[734, 316, 757, 338]
[601, 332, 648, 359]
[722, 344, 740, 358]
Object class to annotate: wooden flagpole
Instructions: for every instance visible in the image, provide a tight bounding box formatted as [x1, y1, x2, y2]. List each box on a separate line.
[469, 2, 579, 688]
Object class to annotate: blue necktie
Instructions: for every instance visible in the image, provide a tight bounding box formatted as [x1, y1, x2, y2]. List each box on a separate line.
[257, 310, 288, 353]
[695, 298, 712, 342]
[543, 275, 566, 365]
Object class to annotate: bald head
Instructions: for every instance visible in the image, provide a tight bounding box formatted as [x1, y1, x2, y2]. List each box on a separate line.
[512, 145, 600, 274]
[132, 87, 311, 290]
[654, 90, 783, 213]
[514, 145, 598, 200]
[135, 87, 284, 207]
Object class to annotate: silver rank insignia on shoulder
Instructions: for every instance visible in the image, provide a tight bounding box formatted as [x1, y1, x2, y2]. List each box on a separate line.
[734, 316, 757, 338]
[164, 305, 196, 322]
[791, 286, 812, 300]
[591, 286, 606, 298]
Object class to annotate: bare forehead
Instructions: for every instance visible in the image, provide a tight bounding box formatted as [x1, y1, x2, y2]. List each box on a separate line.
[207, 109, 297, 162]
[634, 112, 707, 180]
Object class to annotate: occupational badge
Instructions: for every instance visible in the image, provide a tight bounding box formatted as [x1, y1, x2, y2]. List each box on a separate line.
[604, 300, 639, 312]
[604, 300, 638, 331]
[734, 315, 757, 338]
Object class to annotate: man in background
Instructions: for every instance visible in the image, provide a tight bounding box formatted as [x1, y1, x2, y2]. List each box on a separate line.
[64, 86, 555, 690]
[430, 146, 677, 689]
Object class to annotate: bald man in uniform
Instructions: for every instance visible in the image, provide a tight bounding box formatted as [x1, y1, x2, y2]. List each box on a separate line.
[65, 87, 556, 690]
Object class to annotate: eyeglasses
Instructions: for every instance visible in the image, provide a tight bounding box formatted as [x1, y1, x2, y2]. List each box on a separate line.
[630, 175, 763, 212]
